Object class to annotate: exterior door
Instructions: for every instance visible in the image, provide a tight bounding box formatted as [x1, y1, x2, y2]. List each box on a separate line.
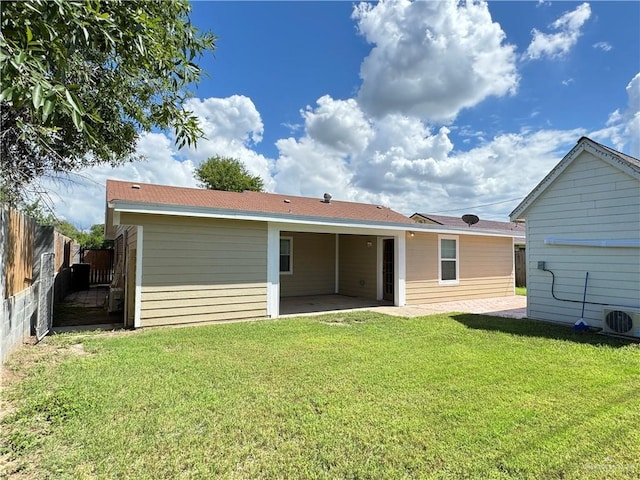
[383, 239, 394, 301]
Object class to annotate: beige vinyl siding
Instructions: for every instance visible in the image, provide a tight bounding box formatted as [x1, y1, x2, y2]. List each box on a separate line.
[525, 151, 640, 326]
[119, 213, 267, 327]
[406, 233, 514, 304]
[280, 232, 336, 297]
[338, 235, 377, 299]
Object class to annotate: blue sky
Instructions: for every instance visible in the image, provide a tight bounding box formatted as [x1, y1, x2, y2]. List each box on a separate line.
[47, 1, 640, 228]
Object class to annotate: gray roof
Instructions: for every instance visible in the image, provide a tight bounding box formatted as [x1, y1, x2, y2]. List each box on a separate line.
[411, 213, 525, 241]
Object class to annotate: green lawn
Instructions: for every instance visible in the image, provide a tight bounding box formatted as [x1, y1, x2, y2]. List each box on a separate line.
[2, 312, 639, 479]
[515, 286, 527, 296]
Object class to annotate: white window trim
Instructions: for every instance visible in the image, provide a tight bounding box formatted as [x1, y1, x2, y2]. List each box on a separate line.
[438, 234, 459, 285]
[280, 236, 293, 275]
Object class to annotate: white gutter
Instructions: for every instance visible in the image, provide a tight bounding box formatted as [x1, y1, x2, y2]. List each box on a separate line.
[544, 237, 640, 248]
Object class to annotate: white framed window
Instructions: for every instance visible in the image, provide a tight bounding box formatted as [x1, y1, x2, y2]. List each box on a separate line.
[280, 237, 293, 275]
[438, 235, 459, 285]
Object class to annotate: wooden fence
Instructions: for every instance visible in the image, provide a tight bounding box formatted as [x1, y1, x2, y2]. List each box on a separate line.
[2, 205, 83, 363]
[515, 247, 526, 288]
[3, 207, 80, 301]
[82, 249, 114, 285]
[4, 208, 36, 298]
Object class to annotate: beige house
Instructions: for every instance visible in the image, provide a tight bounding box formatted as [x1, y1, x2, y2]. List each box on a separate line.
[411, 213, 527, 287]
[510, 137, 640, 337]
[105, 180, 517, 328]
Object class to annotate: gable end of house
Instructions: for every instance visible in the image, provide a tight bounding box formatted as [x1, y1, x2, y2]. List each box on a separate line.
[510, 137, 640, 222]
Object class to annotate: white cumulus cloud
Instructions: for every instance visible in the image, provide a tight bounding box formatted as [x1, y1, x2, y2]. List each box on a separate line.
[44, 96, 275, 227]
[596, 73, 640, 158]
[353, 0, 518, 122]
[525, 2, 591, 60]
[270, 93, 584, 221]
[303, 96, 374, 155]
[186, 95, 264, 144]
[273, 136, 354, 200]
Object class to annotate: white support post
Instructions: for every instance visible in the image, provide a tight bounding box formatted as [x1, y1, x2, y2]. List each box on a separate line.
[376, 238, 384, 301]
[335, 234, 339, 294]
[396, 233, 406, 306]
[134, 226, 143, 328]
[267, 224, 280, 318]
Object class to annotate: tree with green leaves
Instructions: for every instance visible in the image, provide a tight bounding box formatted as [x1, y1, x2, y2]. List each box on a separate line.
[1, 0, 216, 204]
[195, 156, 265, 192]
[79, 223, 112, 249]
[51, 221, 111, 249]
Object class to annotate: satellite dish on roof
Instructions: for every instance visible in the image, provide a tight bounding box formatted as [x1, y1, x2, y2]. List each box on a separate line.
[462, 214, 479, 227]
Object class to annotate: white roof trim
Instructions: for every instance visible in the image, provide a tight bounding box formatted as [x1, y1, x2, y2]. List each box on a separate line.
[109, 200, 413, 231]
[109, 201, 520, 239]
[510, 137, 640, 222]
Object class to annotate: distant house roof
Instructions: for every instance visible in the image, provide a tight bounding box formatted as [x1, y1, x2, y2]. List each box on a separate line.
[106, 180, 416, 225]
[411, 213, 525, 241]
[510, 137, 640, 222]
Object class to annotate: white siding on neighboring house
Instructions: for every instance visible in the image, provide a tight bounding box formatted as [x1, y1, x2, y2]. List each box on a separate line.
[119, 213, 268, 327]
[525, 150, 640, 326]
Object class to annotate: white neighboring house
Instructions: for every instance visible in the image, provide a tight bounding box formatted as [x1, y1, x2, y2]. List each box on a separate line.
[510, 137, 640, 337]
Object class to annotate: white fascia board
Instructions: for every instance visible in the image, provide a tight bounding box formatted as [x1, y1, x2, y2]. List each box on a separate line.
[583, 141, 640, 180]
[109, 200, 519, 238]
[271, 221, 406, 236]
[411, 224, 520, 239]
[110, 200, 414, 233]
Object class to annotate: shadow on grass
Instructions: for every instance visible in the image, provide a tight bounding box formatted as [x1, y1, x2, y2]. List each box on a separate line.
[54, 303, 123, 327]
[451, 313, 639, 348]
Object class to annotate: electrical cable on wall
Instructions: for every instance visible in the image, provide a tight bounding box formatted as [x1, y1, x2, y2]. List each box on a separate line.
[541, 265, 640, 310]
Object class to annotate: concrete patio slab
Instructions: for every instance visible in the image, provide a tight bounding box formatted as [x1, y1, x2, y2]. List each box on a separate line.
[376, 295, 527, 319]
[280, 295, 391, 316]
[280, 294, 527, 319]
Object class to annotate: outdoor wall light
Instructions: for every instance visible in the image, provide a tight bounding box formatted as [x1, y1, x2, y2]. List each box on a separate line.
[409, 231, 415, 237]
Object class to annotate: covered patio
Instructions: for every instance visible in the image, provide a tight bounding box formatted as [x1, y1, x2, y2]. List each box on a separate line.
[280, 294, 392, 316]
[281, 294, 527, 319]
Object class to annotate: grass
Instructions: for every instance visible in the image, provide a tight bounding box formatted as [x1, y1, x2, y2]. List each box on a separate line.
[2, 312, 639, 479]
[516, 286, 527, 296]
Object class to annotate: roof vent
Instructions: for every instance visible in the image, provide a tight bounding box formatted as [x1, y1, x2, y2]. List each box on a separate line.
[323, 193, 332, 204]
[131, 184, 141, 190]
[284, 199, 291, 203]
[462, 214, 479, 227]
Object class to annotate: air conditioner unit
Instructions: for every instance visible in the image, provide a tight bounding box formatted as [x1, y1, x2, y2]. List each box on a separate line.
[602, 309, 640, 338]
[108, 288, 124, 313]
